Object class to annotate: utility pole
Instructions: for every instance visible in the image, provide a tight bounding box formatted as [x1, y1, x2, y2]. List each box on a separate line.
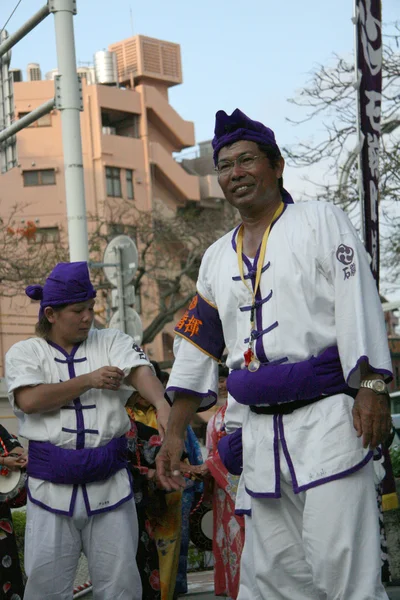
[51, 0, 88, 261]
[0, 0, 89, 262]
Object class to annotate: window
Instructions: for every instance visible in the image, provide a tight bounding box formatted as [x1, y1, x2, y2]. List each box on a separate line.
[19, 112, 52, 127]
[106, 167, 122, 197]
[23, 169, 56, 186]
[126, 169, 134, 200]
[28, 226, 60, 244]
[101, 109, 140, 138]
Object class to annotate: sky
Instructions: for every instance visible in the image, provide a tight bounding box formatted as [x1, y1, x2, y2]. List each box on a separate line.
[0, 0, 399, 294]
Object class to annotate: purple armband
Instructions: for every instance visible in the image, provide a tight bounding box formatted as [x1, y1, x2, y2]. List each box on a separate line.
[174, 293, 225, 361]
[227, 346, 353, 407]
[218, 428, 243, 476]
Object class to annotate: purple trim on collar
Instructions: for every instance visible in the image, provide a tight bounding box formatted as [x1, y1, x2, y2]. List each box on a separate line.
[27, 482, 78, 517]
[165, 386, 217, 412]
[47, 340, 82, 358]
[81, 471, 134, 516]
[346, 355, 393, 386]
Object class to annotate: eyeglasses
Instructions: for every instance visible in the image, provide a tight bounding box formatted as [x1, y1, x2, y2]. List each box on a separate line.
[214, 154, 262, 176]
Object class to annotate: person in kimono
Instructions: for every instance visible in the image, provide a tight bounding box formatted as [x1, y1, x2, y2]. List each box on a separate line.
[156, 109, 393, 600]
[5, 261, 170, 600]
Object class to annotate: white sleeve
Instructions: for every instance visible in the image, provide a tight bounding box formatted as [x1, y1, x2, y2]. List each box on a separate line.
[316, 203, 392, 387]
[166, 336, 219, 411]
[106, 329, 154, 390]
[5, 342, 46, 409]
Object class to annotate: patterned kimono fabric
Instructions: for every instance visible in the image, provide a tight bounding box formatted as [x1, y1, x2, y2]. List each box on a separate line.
[0, 426, 25, 600]
[126, 413, 162, 600]
[174, 426, 204, 597]
[132, 405, 182, 600]
[206, 407, 245, 599]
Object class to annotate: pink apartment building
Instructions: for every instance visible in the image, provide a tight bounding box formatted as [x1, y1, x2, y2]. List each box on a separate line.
[0, 34, 224, 375]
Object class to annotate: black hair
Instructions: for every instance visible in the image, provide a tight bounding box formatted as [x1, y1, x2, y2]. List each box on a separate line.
[257, 143, 284, 194]
[35, 304, 69, 339]
[218, 363, 229, 379]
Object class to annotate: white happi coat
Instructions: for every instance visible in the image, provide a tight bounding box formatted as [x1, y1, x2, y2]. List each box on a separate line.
[6, 328, 151, 515]
[167, 201, 392, 502]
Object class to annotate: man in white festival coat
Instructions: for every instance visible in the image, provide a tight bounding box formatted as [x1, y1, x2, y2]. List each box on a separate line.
[6, 261, 170, 600]
[156, 109, 393, 599]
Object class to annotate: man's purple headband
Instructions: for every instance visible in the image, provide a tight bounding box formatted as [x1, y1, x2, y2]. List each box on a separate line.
[212, 108, 281, 166]
[26, 261, 96, 317]
[212, 108, 294, 205]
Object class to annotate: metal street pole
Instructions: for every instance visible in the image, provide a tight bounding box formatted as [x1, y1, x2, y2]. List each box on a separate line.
[115, 246, 126, 333]
[50, 0, 88, 262]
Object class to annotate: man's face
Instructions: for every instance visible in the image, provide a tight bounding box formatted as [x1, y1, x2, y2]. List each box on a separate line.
[45, 299, 95, 344]
[216, 140, 284, 211]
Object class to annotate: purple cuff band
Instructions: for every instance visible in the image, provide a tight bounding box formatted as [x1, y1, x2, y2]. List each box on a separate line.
[218, 429, 243, 476]
[27, 437, 128, 485]
[227, 345, 354, 406]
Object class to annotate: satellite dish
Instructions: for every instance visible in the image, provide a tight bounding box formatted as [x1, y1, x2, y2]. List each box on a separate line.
[103, 235, 138, 287]
[109, 307, 143, 345]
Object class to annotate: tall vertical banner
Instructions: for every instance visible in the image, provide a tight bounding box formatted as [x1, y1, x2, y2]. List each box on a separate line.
[355, 0, 382, 285]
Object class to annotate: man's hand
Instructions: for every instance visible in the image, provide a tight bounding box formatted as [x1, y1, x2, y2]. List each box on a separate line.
[352, 388, 392, 450]
[87, 367, 125, 391]
[156, 434, 186, 491]
[155, 401, 170, 440]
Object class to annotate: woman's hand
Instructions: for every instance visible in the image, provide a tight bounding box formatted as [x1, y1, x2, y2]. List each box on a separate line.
[1, 447, 27, 471]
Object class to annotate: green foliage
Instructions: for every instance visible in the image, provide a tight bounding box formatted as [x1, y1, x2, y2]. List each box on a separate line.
[11, 509, 26, 578]
[187, 541, 213, 572]
[390, 445, 400, 478]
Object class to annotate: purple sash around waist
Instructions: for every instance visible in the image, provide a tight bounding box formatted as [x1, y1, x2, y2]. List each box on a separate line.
[27, 437, 128, 485]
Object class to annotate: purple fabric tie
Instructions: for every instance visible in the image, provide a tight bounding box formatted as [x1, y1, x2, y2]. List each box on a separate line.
[218, 429, 243, 476]
[227, 346, 354, 407]
[25, 261, 96, 317]
[27, 437, 128, 485]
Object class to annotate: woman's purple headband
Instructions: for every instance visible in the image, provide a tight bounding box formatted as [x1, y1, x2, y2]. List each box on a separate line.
[26, 262, 96, 317]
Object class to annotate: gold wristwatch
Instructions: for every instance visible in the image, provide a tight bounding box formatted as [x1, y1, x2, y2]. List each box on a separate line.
[359, 379, 388, 395]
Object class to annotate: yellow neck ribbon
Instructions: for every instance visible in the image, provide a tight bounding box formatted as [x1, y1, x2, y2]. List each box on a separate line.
[236, 201, 285, 303]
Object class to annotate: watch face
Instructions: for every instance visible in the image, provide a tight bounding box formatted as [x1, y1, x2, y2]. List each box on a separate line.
[373, 380, 386, 393]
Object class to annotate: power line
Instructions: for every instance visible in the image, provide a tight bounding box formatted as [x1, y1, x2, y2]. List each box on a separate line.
[0, 0, 23, 36]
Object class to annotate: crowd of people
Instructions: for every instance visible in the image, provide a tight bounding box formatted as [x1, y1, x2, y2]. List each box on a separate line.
[0, 107, 397, 600]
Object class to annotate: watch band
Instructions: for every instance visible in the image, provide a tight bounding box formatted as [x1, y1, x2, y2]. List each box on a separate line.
[359, 379, 387, 394]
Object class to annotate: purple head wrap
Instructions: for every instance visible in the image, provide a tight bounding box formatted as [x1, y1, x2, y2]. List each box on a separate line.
[212, 108, 280, 166]
[25, 262, 96, 317]
[212, 108, 294, 205]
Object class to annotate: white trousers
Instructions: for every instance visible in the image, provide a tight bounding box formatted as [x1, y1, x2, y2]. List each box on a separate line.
[238, 460, 388, 600]
[24, 488, 141, 600]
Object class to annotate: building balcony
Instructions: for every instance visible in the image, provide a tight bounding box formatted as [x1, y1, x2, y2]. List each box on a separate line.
[101, 134, 145, 168]
[144, 85, 195, 150]
[149, 142, 200, 203]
